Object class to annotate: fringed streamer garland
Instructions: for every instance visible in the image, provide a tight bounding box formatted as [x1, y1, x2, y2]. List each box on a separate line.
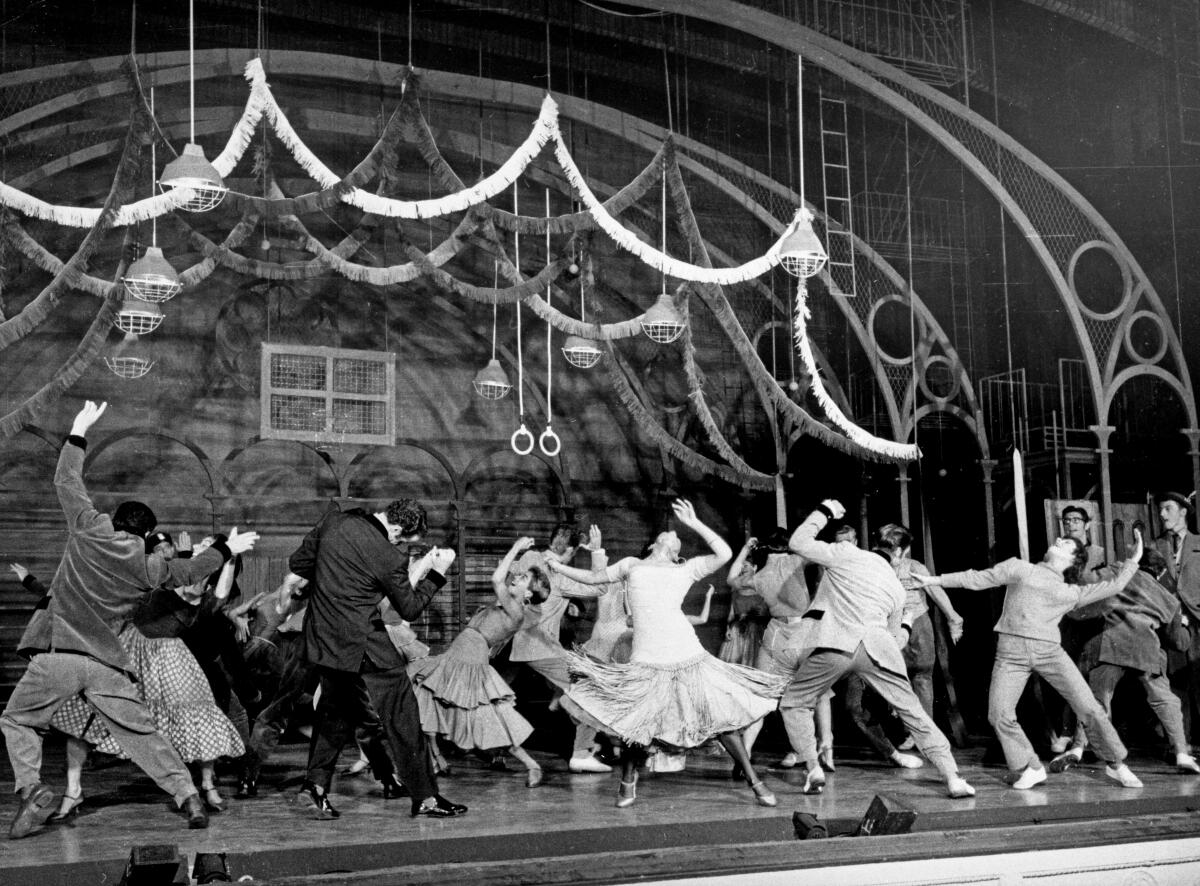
[553, 135, 788, 285]
[793, 286, 920, 460]
[675, 289, 775, 482]
[0, 102, 149, 351]
[661, 155, 914, 464]
[0, 182, 192, 228]
[177, 214, 259, 286]
[3, 224, 112, 296]
[600, 340, 774, 491]
[402, 244, 570, 303]
[0, 224, 137, 439]
[210, 58, 271, 177]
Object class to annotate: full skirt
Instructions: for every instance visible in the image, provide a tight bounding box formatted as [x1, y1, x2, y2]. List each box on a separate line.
[408, 628, 533, 750]
[564, 649, 787, 749]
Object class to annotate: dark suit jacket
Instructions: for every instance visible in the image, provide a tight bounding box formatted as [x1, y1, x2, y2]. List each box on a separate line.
[290, 508, 444, 673]
[1158, 530, 1200, 622]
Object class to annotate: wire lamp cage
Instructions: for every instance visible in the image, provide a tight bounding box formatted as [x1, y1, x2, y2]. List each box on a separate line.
[114, 298, 164, 336]
[104, 355, 155, 379]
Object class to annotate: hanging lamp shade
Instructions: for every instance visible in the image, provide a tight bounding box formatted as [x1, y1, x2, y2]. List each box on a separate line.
[113, 298, 164, 336]
[160, 143, 227, 212]
[473, 358, 513, 400]
[123, 246, 182, 302]
[640, 291, 685, 344]
[561, 334, 602, 369]
[778, 210, 828, 279]
[105, 354, 155, 379]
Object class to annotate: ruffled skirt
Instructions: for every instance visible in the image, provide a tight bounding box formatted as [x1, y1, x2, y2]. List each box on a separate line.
[564, 650, 788, 749]
[51, 624, 245, 762]
[408, 628, 532, 750]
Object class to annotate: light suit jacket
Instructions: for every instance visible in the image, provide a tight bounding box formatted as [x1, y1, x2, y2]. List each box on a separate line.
[789, 509, 908, 676]
[1157, 530, 1200, 622]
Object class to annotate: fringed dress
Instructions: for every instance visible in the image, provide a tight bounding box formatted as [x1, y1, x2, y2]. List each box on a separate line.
[408, 602, 532, 750]
[565, 557, 788, 750]
[51, 622, 245, 762]
[717, 593, 770, 667]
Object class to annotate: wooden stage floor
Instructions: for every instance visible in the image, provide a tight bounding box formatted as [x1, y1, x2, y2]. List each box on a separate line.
[4, 739, 1200, 884]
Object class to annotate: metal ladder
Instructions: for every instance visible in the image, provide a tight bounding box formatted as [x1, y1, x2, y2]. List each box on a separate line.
[819, 90, 856, 297]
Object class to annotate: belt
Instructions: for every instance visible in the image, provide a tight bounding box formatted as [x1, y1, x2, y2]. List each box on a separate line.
[775, 616, 807, 625]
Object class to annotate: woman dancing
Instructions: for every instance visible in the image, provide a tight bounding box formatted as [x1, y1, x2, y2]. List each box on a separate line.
[915, 529, 1143, 790]
[549, 500, 787, 809]
[408, 537, 549, 787]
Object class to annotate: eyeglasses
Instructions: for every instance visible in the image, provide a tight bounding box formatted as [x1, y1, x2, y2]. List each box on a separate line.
[1063, 517, 1085, 525]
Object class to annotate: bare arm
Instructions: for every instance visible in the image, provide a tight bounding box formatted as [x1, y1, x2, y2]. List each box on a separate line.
[492, 537, 536, 597]
[673, 499, 732, 578]
[727, 538, 756, 587]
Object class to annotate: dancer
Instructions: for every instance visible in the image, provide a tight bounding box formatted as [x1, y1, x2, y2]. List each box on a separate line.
[550, 500, 786, 809]
[1, 401, 257, 837]
[915, 528, 1144, 789]
[508, 524, 613, 773]
[728, 530, 832, 771]
[410, 537, 549, 787]
[780, 499, 974, 799]
[1157, 491, 1200, 740]
[1049, 546, 1200, 774]
[283, 498, 466, 819]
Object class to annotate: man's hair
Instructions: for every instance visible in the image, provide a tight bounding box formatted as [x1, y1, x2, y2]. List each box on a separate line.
[113, 501, 156, 537]
[876, 522, 912, 553]
[549, 522, 582, 550]
[385, 499, 427, 538]
[1060, 505, 1089, 523]
[833, 524, 857, 544]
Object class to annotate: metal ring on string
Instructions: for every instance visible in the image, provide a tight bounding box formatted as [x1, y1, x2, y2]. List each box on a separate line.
[539, 425, 562, 457]
[511, 424, 535, 455]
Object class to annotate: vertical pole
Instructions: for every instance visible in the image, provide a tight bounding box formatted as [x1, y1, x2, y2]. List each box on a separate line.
[1090, 424, 1117, 561]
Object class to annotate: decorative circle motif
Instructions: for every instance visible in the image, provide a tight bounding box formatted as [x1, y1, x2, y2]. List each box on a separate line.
[866, 294, 915, 367]
[1122, 310, 1167, 365]
[539, 426, 562, 457]
[510, 424, 535, 456]
[918, 354, 960, 404]
[1068, 240, 1132, 322]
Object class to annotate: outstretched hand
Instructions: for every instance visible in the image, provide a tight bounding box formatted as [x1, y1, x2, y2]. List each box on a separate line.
[580, 524, 603, 552]
[511, 536, 536, 555]
[1130, 527, 1144, 565]
[9, 562, 28, 581]
[430, 547, 456, 573]
[671, 499, 700, 528]
[225, 527, 260, 555]
[69, 400, 107, 437]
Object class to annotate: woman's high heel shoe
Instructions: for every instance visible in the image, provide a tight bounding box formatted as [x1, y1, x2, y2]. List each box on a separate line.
[48, 792, 83, 823]
[525, 767, 544, 788]
[748, 779, 777, 807]
[817, 745, 836, 772]
[615, 779, 637, 808]
[202, 787, 225, 812]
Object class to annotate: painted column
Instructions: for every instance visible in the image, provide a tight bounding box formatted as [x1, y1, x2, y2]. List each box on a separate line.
[898, 463, 911, 527]
[1089, 424, 1116, 561]
[1183, 429, 1200, 499]
[980, 458, 997, 562]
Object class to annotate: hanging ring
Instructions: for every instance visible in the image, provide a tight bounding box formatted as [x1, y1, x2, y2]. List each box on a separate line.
[511, 423, 535, 456]
[539, 425, 562, 457]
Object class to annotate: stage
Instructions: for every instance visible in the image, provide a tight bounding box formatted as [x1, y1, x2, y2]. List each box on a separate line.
[3, 740, 1200, 885]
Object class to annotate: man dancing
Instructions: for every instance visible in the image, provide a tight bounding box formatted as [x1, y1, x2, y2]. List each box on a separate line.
[780, 498, 975, 799]
[1, 401, 259, 837]
[283, 499, 466, 818]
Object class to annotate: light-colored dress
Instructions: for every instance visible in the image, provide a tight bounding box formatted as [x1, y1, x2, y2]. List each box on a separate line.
[408, 603, 533, 750]
[565, 557, 787, 749]
[717, 593, 769, 667]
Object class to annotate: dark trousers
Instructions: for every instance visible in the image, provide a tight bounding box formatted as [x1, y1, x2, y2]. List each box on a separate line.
[304, 661, 435, 801]
[245, 633, 317, 778]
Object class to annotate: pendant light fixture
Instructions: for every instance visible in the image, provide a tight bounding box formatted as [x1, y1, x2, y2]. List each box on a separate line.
[104, 354, 155, 379]
[124, 89, 183, 302]
[473, 263, 513, 400]
[561, 248, 601, 368]
[159, 0, 227, 212]
[114, 298, 165, 336]
[640, 165, 685, 344]
[778, 55, 827, 279]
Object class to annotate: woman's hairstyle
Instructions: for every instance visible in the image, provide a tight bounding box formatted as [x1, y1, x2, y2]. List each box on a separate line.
[1061, 536, 1088, 584]
[549, 523, 582, 550]
[1139, 546, 1169, 578]
[525, 564, 552, 603]
[144, 531, 173, 555]
[750, 528, 791, 569]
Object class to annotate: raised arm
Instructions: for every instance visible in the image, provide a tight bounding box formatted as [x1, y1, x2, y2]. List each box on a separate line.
[492, 537, 536, 596]
[727, 537, 757, 591]
[54, 401, 108, 531]
[673, 499, 731, 577]
[788, 499, 846, 566]
[915, 558, 1026, 592]
[1075, 531, 1142, 608]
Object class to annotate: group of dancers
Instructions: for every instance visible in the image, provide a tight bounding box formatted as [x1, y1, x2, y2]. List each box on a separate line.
[4, 400, 1199, 839]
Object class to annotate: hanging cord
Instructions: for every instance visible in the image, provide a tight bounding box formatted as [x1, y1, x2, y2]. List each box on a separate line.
[540, 188, 560, 456]
[511, 183, 533, 455]
[407, 0, 414, 70]
[544, 3, 552, 93]
[904, 119, 919, 459]
[188, 0, 195, 144]
[661, 34, 673, 133]
[150, 87, 157, 247]
[491, 263, 500, 362]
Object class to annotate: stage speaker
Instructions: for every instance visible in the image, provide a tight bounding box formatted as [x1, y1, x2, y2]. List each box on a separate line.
[193, 852, 232, 883]
[792, 811, 828, 839]
[855, 794, 916, 837]
[118, 844, 187, 885]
